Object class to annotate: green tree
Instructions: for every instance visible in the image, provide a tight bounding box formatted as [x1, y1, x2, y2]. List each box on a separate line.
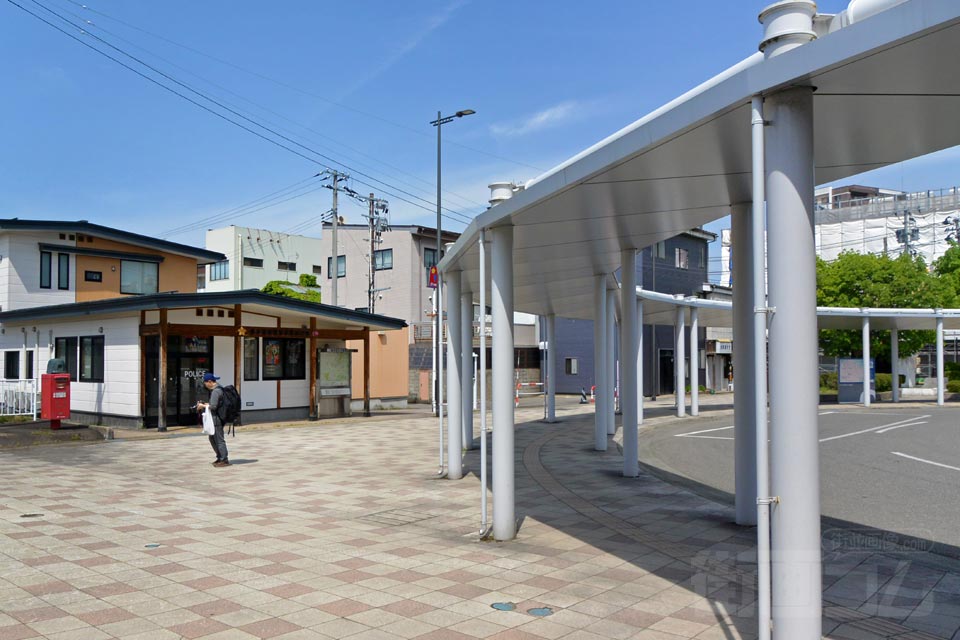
[933, 243, 960, 296]
[261, 280, 322, 304]
[816, 251, 954, 359]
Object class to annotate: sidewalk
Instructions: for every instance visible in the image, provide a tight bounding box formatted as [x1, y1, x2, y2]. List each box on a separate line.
[0, 400, 955, 639]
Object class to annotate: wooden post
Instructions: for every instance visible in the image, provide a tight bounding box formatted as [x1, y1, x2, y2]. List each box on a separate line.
[158, 309, 168, 432]
[139, 311, 147, 426]
[233, 305, 242, 394]
[363, 329, 371, 417]
[309, 317, 318, 420]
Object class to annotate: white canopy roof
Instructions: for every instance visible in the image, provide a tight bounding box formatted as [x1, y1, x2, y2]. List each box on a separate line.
[440, 0, 960, 320]
[637, 288, 960, 331]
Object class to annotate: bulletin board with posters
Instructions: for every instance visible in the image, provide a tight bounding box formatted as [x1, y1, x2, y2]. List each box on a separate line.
[318, 347, 353, 397]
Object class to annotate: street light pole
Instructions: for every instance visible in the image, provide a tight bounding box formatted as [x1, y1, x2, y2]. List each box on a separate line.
[430, 109, 475, 421]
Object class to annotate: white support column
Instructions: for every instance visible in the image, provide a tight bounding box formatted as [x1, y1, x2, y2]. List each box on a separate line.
[594, 280, 607, 450]
[445, 272, 463, 480]
[621, 250, 639, 478]
[606, 288, 617, 435]
[936, 316, 945, 406]
[675, 306, 686, 418]
[637, 299, 644, 425]
[732, 203, 758, 526]
[891, 329, 900, 403]
[491, 226, 515, 541]
[766, 85, 821, 638]
[461, 291, 475, 449]
[862, 315, 871, 407]
[545, 314, 557, 423]
[479, 230, 489, 532]
[690, 307, 699, 417]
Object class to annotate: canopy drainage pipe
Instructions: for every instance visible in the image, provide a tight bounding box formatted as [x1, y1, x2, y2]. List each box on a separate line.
[751, 94, 772, 640]
[479, 230, 490, 537]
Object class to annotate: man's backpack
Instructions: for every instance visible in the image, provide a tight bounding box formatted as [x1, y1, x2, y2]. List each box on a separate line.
[217, 385, 242, 430]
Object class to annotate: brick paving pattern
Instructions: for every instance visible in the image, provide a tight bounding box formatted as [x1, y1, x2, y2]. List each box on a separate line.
[0, 400, 957, 639]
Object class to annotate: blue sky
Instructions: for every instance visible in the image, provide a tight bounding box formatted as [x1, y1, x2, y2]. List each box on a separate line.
[2, 0, 957, 279]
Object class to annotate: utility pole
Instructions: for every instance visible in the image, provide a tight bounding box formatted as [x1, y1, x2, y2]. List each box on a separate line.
[321, 170, 348, 307]
[368, 193, 375, 314]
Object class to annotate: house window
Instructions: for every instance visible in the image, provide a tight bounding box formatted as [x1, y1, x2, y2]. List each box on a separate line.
[374, 248, 393, 271]
[262, 338, 306, 380]
[120, 260, 159, 294]
[654, 242, 666, 260]
[58, 254, 70, 290]
[79, 336, 104, 382]
[675, 248, 689, 269]
[277, 261, 297, 271]
[4, 352, 19, 380]
[196, 265, 205, 290]
[243, 257, 264, 268]
[312, 265, 323, 275]
[699, 246, 707, 269]
[564, 357, 579, 376]
[424, 247, 444, 269]
[84, 270, 103, 282]
[54, 337, 78, 380]
[40, 251, 52, 289]
[243, 337, 259, 381]
[355, 306, 369, 312]
[209, 260, 229, 281]
[25, 352, 33, 380]
[326, 255, 346, 278]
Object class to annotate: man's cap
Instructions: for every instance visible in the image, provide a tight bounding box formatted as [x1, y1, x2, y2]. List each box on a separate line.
[202, 373, 220, 382]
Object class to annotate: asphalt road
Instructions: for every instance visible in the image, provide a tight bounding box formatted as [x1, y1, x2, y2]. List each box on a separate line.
[639, 405, 960, 552]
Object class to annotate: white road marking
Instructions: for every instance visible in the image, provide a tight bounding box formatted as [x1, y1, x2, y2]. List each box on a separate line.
[679, 435, 735, 441]
[876, 421, 928, 434]
[819, 411, 837, 415]
[675, 425, 734, 438]
[819, 415, 930, 443]
[891, 452, 960, 472]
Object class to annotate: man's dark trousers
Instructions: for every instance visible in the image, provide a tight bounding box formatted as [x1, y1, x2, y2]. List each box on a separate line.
[209, 420, 228, 461]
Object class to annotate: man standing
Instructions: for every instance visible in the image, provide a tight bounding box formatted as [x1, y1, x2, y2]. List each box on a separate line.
[197, 373, 229, 467]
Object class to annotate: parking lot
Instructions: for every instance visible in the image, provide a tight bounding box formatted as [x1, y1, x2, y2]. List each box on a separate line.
[640, 405, 960, 553]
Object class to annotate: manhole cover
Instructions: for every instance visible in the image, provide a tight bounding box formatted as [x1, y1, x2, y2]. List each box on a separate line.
[491, 602, 516, 612]
[19, 513, 43, 518]
[528, 607, 553, 617]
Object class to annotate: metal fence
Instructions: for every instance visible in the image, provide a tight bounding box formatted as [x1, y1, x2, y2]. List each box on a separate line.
[0, 379, 38, 418]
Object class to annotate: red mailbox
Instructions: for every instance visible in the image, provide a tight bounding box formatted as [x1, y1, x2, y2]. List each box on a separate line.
[41, 373, 71, 429]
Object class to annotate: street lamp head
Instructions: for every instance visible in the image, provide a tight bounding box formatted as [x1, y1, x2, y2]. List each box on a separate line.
[455, 109, 476, 118]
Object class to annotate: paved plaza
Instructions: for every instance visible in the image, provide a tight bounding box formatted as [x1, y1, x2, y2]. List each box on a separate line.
[1, 400, 959, 639]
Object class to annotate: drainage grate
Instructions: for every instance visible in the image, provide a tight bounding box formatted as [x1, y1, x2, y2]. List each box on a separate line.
[19, 513, 43, 518]
[144, 544, 161, 549]
[356, 509, 438, 527]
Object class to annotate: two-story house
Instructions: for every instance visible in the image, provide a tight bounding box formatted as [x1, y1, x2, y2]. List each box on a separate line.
[0, 220, 406, 428]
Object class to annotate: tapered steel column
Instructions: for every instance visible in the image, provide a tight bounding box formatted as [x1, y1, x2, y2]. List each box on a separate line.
[936, 316, 945, 406]
[621, 250, 639, 477]
[594, 280, 607, 450]
[606, 288, 617, 435]
[461, 291, 475, 449]
[491, 226, 515, 540]
[862, 315, 871, 407]
[690, 307, 699, 416]
[732, 203, 758, 525]
[891, 329, 900, 403]
[445, 272, 463, 480]
[766, 86, 820, 639]
[545, 314, 557, 423]
[637, 299, 644, 425]
[675, 306, 686, 418]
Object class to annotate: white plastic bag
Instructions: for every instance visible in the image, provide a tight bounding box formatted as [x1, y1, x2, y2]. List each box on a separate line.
[201, 407, 216, 435]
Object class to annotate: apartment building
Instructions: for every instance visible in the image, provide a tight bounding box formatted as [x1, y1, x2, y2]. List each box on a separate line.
[200, 226, 325, 293]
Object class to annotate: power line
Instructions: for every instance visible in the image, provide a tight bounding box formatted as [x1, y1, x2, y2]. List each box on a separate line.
[11, 0, 477, 229]
[57, 0, 546, 173]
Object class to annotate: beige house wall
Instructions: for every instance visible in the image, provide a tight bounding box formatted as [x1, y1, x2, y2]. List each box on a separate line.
[348, 326, 409, 400]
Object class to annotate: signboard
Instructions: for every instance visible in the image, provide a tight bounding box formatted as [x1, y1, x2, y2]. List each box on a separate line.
[263, 339, 283, 379]
[427, 265, 438, 289]
[318, 348, 352, 397]
[838, 358, 875, 403]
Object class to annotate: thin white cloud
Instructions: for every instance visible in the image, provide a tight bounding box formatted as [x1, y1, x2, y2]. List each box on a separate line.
[489, 101, 581, 138]
[332, 0, 469, 103]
